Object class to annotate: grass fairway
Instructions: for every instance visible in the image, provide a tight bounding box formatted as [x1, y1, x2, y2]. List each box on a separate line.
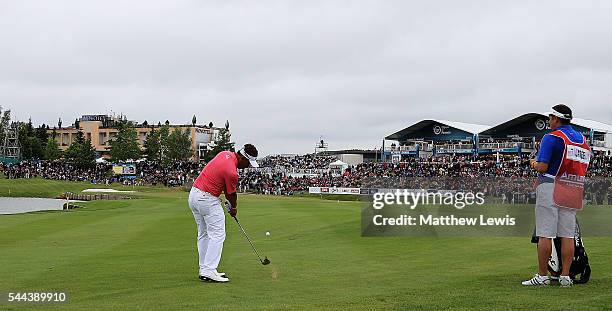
[1, 179, 612, 310]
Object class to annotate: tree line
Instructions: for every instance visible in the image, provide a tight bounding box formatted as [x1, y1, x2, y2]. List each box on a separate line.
[1, 109, 233, 169]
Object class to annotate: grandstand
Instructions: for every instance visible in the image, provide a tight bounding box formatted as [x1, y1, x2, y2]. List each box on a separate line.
[383, 113, 612, 162]
[384, 120, 490, 162]
[481, 113, 612, 153]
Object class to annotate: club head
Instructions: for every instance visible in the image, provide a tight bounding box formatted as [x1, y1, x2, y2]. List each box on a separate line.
[262, 257, 271, 265]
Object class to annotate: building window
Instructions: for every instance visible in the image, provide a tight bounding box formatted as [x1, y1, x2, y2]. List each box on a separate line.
[99, 132, 107, 145]
[139, 132, 147, 144]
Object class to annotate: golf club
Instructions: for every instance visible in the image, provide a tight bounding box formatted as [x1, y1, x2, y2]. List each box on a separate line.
[226, 202, 270, 265]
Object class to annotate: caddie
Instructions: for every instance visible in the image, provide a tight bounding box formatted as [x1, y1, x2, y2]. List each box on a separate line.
[522, 104, 591, 287]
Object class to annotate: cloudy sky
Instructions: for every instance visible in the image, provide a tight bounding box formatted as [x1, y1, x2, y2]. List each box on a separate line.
[1, 1, 611, 155]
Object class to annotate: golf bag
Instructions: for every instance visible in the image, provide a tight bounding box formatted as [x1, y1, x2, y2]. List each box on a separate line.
[530, 219, 591, 284]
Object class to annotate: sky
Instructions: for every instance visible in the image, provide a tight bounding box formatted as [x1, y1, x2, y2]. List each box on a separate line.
[1, 1, 612, 155]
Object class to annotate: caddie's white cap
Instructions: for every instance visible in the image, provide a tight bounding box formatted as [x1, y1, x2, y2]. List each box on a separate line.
[549, 103, 572, 120]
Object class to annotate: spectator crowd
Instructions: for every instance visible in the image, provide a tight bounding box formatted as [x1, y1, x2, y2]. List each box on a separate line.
[259, 154, 336, 169]
[2, 151, 612, 204]
[1, 160, 204, 187]
[240, 152, 612, 204]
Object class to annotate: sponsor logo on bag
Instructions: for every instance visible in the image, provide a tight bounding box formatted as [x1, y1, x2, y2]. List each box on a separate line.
[559, 172, 586, 184]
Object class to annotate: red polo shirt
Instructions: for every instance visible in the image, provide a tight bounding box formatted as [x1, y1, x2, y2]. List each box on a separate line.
[193, 151, 238, 197]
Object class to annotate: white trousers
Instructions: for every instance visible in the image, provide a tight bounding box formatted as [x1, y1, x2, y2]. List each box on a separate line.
[188, 187, 226, 274]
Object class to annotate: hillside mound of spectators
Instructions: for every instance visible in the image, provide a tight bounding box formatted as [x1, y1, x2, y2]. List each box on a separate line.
[260, 154, 336, 169]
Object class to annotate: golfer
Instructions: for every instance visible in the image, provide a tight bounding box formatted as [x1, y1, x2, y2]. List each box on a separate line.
[522, 104, 591, 287]
[188, 144, 259, 283]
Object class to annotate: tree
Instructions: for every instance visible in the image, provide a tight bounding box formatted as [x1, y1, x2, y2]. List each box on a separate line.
[65, 131, 96, 168]
[35, 124, 49, 146]
[78, 139, 97, 168]
[158, 123, 171, 164]
[167, 128, 193, 162]
[18, 129, 31, 158]
[144, 127, 161, 162]
[0, 107, 11, 144]
[204, 128, 234, 161]
[64, 131, 84, 160]
[109, 121, 141, 162]
[28, 136, 43, 159]
[45, 138, 61, 160]
[216, 128, 234, 151]
[4, 119, 49, 160]
[18, 122, 34, 159]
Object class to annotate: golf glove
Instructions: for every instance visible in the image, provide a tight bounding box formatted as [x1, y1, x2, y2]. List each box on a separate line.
[225, 201, 237, 217]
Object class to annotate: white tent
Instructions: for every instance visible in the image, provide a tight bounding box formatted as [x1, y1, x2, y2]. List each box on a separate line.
[329, 160, 349, 172]
[95, 157, 107, 163]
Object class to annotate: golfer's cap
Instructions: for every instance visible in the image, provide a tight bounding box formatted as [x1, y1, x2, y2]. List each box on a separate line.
[549, 103, 572, 120]
[239, 144, 259, 168]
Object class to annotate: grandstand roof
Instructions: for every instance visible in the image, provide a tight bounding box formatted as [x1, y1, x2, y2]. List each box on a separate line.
[322, 149, 378, 155]
[433, 120, 491, 134]
[481, 113, 612, 138]
[385, 119, 490, 141]
[570, 117, 612, 133]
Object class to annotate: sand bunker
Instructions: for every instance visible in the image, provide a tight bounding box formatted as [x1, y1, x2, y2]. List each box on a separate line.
[82, 189, 136, 193]
[0, 197, 67, 215]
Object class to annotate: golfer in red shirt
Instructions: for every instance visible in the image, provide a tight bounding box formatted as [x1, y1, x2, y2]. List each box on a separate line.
[188, 144, 258, 282]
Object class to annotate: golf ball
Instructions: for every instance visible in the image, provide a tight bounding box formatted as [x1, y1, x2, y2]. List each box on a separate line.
[266, 231, 270, 236]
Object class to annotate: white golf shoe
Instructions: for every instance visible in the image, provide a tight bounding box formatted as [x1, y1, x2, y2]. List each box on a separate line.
[215, 270, 227, 278]
[199, 270, 229, 283]
[559, 276, 573, 287]
[521, 274, 550, 286]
